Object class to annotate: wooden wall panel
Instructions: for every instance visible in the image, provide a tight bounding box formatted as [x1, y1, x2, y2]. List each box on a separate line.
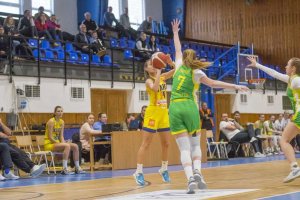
[185, 0, 300, 66]
[214, 94, 231, 140]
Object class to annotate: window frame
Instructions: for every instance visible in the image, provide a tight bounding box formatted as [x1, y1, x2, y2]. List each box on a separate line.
[0, 0, 22, 15]
[31, 0, 54, 17]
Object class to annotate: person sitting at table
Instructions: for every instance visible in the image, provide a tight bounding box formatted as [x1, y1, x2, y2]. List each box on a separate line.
[93, 113, 111, 165]
[80, 113, 103, 163]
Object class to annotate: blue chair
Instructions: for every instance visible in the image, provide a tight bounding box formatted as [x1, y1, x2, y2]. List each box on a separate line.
[103, 55, 112, 64]
[110, 38, 118, 48]
[32, 49, 39, 60]
[54, 51, 65, 62]
[68, 52, 79, 63]
[79, 53, 89, 64]
[41, 50, 54, 61]
[65, 43, 75, 52]
[124, 49, 133, 59]
[91, 55, 101, 65]
[41, 40, 50, 50]
[119, 38, 127, 48]
[28, 39, 38, 48]
[128, 40, 136, 49]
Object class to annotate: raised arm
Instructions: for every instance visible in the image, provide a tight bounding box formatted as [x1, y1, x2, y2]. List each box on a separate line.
[146, 69, 162, 92]
[247, 56, 289, 83]
[171, 19, 182, 64]
[200, 76, 249, 92]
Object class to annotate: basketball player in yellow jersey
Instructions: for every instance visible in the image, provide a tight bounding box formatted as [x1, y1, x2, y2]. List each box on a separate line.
[44, 106, 85, 175]
[133, 59, 175, 186]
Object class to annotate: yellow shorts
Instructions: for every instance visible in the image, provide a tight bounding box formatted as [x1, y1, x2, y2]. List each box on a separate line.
[44, 139, 59, 151]
[143, 106, 170, 133]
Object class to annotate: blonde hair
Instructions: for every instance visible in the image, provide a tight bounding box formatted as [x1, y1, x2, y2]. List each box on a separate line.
[183, 49, 211, 70]
[290, 57, 300, 76]
[144, 59, 152, 80]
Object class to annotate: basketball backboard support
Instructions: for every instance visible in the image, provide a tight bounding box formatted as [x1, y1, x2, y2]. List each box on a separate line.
[237, 54, 259, 84]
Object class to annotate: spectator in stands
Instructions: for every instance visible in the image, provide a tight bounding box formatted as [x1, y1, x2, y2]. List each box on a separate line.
[35, 13, 58, 43]
[82, 12, 98, 36]
[34, 6, 50, 20]
[137, 16, 153, 32]
[93, 113, 111, 165]
[0, 117, 46, 178]
[44, 106, 85, 174]
[263, 115, 280, 155]
[0, 26, 10, 59]
[46, 14, 74, 42]
[119, 7, 137, 39]
[220, 113, 265, 157]
[0, 143, 19, 180]
[199, 102, 214, 132]
[282, 110, 291, 130]
[75, 24, 93, 54]
[135, 32, 151, 60]
[275, 114, 285, 132]
[254, 114, 265, 135]
[103, 6, 118, 28]
[148, 35, 159, 52]
[18, 10, 38, 38]
[80, 113, 103, 163]
[123, 114, 136, 131]
[136, 105, 147, 130]
[89, 31, 107, 58]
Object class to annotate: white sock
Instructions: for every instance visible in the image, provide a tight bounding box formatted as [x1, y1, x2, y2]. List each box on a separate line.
[291, 162, 299, 170]
[161, 161, 168, 171]
[193, 160, 201, 172]
[63, 160, 68, 169]
[136, 164, 143, 173]
[184, 165, 194, 180]
[75, 161, 80, 168]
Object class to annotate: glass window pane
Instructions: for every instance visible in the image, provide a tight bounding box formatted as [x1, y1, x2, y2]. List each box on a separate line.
[108, 0, 120, 18]
[0, 5, 19, 14]
[0, 0, 19, 4]
[32, 0, 51, 10]
[128, 0, 144, 30]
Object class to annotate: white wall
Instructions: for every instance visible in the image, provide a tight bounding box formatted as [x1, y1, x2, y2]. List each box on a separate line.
[144, 0, 163, 22]
[54, 0, 78, 34]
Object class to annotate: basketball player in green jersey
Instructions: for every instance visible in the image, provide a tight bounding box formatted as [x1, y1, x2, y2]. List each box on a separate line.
[170, 19, 249, 194]
[248, 56, 300, 183]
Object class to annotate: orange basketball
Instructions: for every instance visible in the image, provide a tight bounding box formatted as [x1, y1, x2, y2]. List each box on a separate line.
[151, 52, 172, 69]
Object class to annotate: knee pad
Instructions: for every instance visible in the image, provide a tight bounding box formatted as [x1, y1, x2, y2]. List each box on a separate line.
[176, 137, 192, 165]
[189, 135, 202, 159]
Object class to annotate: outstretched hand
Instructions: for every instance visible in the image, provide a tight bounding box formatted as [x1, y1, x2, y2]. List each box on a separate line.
[171, 19, 181, 33]
[235, 85, 249, 92]
[247, 56, 257, 68]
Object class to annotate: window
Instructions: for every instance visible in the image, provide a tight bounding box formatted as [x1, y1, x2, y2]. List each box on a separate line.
[139, 91, 149, 101]
[108, 0, 120, 20]
[71, 87, 84, 99]
[282, 96, 292, 110]
[267, 95, 274, 104]
[25, 85, 40, 98]
[240, 94, 247, 103]
[128, 0, 145, 29]
[32, 0, 54, 17]
[0, 0, 21, 15]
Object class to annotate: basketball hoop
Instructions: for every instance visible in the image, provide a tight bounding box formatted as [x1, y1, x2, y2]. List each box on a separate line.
[248, 78, 266, 89]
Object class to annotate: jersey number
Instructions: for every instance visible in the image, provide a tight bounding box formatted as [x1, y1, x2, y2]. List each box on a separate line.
[176, 75, 186, 90]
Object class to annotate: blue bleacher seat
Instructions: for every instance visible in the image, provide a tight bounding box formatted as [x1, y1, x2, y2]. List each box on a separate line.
[41, 50, 54, 61]
[28, 39, 38, 48]
[66, 43, 75, 52]
[119, 38, 127, 48]
[54, 51, 65, 62]
[79, 53, 89, 64]
[68, 52, 79, 63]
[128, 40, 136, 49]
[110, 38, 118, 48]
[124, 49, 133, 59]
[41, 40, 50, 50]
[103, 55, 112, 64]
[92, 55, 101, 65]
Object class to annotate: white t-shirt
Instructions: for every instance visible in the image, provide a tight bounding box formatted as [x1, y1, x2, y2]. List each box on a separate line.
[175, 57, 207, 84]
[219, 120, 240, 141]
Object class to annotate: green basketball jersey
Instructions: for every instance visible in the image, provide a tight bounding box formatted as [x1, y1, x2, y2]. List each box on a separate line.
[171, 65, 199, 102]
[287, 75, 300, 114]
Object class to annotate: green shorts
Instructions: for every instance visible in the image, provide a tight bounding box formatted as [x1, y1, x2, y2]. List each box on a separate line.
[169, 99, 201, 135]
[292, 112, 300, 129]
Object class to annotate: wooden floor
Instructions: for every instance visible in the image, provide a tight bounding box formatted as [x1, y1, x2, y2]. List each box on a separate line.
[1, 159, 300, 200]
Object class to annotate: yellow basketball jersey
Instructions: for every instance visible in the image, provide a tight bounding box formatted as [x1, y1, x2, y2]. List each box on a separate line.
[146, 76, 167, 108]
[45, 117, 64, 142]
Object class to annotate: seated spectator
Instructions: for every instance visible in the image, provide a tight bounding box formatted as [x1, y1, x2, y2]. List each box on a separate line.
[3, 16, 33, 59]
[0, 26, 10, 59]
[220, 113, 265, 157]
[137, 16, 153, 32]
[34, 6, 50, 20]
[89, 31, 107, 58]
[119, 7, 137, 39]
[82, 12, 98, 36]
[275, 114, 284, 132]
[46, 14, 74, 42]
[35, 13, 58, 43]
[103, 6, 118, 28]
[79, 113, 103, 163]
[18, 10, 38, 38]
[0, 143, 19, 180]
[263, 115, 281, 155]
[136, 105, 147, 130]
[123, 114, 135, 131]
[0, 117, 46, 178]
[44, 106, 85, 174]
[135, 32, 151, 60]
[74, 24, 93, 54]
[148, 35, 159, 52]
[93, 113, 111, 165]
[199, 102, 214, 132]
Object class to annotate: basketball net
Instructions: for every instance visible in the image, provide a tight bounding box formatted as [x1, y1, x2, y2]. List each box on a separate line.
[248, 78, 266, 89]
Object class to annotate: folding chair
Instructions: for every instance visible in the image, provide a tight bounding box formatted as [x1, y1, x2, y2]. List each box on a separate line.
[206, 130, 228, 159]
[35, 135, 56, 174]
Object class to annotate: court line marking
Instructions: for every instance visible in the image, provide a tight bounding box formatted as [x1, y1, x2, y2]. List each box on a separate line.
[257, 190, 300, 199]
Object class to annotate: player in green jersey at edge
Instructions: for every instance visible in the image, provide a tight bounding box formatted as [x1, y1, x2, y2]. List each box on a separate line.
[170, 19, 249, 194]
